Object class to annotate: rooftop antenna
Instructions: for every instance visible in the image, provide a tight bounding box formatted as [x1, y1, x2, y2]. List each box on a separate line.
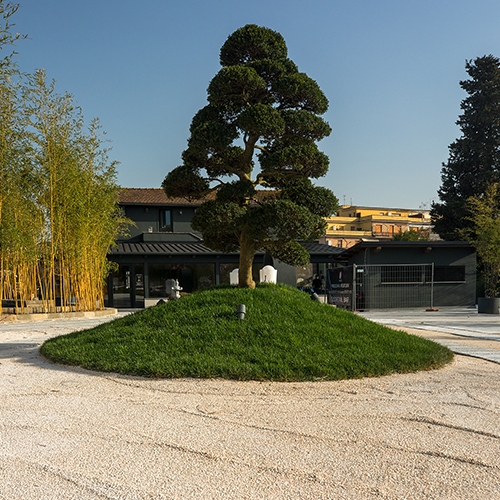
[420, 198, 436, 210]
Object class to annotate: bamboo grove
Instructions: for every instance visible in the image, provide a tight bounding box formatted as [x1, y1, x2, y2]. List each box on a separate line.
[0, 9, 126, 314]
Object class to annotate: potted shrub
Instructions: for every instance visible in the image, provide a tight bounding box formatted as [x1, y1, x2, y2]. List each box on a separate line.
[467, 184, 500, 313]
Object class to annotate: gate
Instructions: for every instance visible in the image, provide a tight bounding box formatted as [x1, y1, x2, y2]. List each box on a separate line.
[328, 263, 435, 311]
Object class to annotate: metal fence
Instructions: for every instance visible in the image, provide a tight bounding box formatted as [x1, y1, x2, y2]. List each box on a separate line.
[328, 263, 435, 311]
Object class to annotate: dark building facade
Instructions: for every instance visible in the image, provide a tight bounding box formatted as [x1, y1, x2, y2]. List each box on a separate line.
[106, 189, 341, 308]
[107, 190, 476, 310]
[329, 241, 476, 309]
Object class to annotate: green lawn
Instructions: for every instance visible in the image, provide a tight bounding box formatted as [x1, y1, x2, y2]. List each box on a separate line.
[40, 284, 453, 381]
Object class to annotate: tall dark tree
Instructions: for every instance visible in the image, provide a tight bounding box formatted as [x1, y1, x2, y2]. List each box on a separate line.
[162, 24, 338, 288]
[432, 55, 500, 240]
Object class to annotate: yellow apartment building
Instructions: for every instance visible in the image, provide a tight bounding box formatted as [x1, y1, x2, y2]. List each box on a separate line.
[322, 205, 435, 249]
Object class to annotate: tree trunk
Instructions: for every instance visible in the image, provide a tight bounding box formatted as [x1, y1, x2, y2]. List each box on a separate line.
[239, 237, 256, 289]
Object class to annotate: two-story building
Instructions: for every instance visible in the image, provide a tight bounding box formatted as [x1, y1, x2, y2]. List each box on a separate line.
[105, 188, 342, 308]
[323, 205, 436, 249]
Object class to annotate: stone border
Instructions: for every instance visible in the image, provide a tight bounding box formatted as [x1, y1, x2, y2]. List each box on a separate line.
[0, 308, 118, 323]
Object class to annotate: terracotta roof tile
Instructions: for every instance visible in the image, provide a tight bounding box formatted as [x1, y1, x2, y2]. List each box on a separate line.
[118, 187, 277, 206]
[118, 188, 211, 205]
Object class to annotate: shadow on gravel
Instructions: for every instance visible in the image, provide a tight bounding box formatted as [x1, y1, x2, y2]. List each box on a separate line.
[0, 341, 114, 377]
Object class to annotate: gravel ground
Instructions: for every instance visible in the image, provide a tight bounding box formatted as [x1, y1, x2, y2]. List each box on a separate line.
[1, 321, 499, 499]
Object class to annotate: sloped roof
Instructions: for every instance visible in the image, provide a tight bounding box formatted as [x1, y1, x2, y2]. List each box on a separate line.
[339, 240, 474, 259]
[118, 188, 210, 206]
[110, 240, 342, 257]
[299, 241, 345, 255]
[118, 187, 279, 206]
[109, 241, 224, 255]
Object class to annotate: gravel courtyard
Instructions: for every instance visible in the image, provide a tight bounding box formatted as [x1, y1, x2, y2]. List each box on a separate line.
[0, 318, 499, 499]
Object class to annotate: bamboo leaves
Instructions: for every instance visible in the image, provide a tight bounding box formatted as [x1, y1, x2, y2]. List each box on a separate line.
[0, 69, 125, 314]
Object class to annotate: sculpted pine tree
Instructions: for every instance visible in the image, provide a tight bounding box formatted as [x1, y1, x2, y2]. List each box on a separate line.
[432, 55, 500, 240]
[162, 24, 338, 288]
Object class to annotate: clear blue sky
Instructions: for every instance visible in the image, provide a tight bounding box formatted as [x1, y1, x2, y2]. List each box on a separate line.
[10, 0, 500, 209]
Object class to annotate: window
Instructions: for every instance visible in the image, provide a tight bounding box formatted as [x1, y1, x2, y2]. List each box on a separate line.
[381, 266, 466, 284]
[381, 265, 427, 284]
[149, 263, 215, 295]
[375, 225, 382, 233]
[434, 266, 466, 282]
[159, 209, 172, 232]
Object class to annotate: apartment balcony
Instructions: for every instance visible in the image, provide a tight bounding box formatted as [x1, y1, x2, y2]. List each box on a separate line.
[372, 231, 397, 238]
[325, 230, 373, 237]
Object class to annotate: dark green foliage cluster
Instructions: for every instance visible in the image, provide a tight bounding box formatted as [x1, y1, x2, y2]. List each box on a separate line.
[219, 25, 287, 65]
[281, 178, 335, 217]
[393, 229, 430, 241]
[41, 285, 453, 381]
[432, 55, 500, 240]
[190, 200, 246, 253]
[162, 25, 338, 286]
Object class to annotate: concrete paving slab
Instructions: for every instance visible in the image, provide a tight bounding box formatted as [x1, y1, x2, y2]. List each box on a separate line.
[358, 306, 500, 364]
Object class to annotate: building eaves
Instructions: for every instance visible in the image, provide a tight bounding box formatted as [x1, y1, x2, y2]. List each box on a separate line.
[118, 187, 279, 207]
[339, 240, 475, 259]
[299, 241, 345, 255]
[109, 241, 224, 256]
[118, 188, 212, 206]
[339, 205, 430, 213]
[109, 240, 342, 257]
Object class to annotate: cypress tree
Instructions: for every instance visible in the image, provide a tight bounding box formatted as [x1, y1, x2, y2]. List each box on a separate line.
[432, 55, 500, 240]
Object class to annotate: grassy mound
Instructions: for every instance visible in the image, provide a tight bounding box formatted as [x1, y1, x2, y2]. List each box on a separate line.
[40, 284, 453, 381]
